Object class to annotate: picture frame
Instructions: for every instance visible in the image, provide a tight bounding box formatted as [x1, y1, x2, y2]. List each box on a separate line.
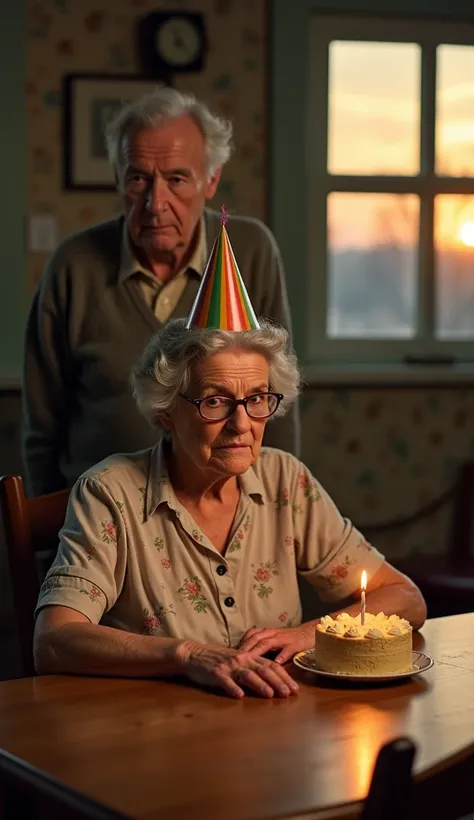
[63, 73, 170, 191]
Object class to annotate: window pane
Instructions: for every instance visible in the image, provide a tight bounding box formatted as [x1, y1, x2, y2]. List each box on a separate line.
[327, 193, 419, 338]
[436, 45, 474, 177]
[328, 41, 420, 176]
[435, 195, 474, 338]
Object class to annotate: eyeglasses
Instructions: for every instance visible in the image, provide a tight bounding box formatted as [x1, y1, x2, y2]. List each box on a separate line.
[179, 392, 283, 421]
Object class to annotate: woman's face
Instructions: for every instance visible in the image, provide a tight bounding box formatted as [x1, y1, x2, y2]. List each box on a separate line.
[162, 348, 270, 479]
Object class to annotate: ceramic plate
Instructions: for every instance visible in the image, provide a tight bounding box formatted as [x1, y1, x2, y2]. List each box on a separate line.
[292, 650, 434, 683]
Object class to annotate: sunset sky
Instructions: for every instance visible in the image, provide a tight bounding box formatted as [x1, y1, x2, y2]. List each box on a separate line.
[326, 41, 474, 250]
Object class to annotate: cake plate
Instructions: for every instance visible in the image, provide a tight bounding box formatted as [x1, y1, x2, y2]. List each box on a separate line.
[292, 650, 434, 683]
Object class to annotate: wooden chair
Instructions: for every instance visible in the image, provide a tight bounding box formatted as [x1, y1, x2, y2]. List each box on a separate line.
[0, 747, 129, 820]
[394, 461, 474, 617]
[327, 737, 474, 820]
[412, 740, 474, 820]
[360, 736, 416, 820]
[0, 475, 69, 678]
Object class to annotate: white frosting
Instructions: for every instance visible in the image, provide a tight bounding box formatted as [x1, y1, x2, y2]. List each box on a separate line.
[344, 626, 361, 638]
[326, 623, 345, 635]
[366, 628, 384, 639]
[316, 612, 412, 639]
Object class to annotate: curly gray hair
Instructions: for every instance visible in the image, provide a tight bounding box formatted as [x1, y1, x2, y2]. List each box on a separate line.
[131, 319, 301, 431]
[105, 86, 233, 179]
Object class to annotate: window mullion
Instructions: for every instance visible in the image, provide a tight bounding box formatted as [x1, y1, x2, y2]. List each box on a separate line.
[417, 43, 437, 342]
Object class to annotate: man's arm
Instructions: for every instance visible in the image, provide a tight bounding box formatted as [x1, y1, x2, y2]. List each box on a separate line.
[22, 270, 73, 496]
[257, 225, 301, 457]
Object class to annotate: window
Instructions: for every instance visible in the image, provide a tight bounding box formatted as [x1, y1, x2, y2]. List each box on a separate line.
[308, 17, 474, 363]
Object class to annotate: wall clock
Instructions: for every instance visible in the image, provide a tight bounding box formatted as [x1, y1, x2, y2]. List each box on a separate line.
[138, 11, 207, 75]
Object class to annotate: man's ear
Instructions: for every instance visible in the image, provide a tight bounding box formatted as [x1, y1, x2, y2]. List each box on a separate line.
[205, 166, 223, 201]
[114, 165, 124, 192]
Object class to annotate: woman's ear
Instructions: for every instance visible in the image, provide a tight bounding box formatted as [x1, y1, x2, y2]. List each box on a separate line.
[158, 412, 173, 431]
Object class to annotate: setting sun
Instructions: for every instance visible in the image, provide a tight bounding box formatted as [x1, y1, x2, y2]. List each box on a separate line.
[458, 221, 474, 247]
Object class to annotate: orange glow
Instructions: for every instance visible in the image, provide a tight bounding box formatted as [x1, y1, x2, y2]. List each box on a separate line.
[361, 570, 367, 591]
[327, 43, 474, 250]
[435, 196, 474, 250]
[458, 221, 474, 247]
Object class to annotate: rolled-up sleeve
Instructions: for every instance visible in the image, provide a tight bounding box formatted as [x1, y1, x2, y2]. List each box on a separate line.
[292, 463, 384, 601]
[35, 477, 128, 622]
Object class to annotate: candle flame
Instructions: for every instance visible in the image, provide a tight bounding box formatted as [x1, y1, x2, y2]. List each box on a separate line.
[361, 570, 367, 591]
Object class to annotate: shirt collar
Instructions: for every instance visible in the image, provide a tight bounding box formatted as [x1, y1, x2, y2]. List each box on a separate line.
[118, 218, 207, 285]
[145, 439, 176, 520]
[239, 466, 267, 503]
[145, 440, 266, 520]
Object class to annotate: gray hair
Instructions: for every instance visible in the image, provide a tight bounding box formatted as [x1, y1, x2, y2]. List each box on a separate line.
[131, 319, 301, 431]
[105, 86, 233, 178]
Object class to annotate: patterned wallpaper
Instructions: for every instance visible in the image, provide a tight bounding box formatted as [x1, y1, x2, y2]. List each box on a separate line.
[27, 0, 266, 293]
[300, 386, 474, 560]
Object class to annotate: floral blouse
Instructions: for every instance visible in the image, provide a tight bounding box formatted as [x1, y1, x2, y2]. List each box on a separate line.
[36, 443, 385, 648]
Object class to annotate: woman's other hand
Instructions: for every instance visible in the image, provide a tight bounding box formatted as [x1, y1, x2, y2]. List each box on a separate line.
[238, 625, 315, 665]
[175, 641, 299, 699]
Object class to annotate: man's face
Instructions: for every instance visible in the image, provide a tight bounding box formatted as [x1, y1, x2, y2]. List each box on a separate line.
[117, 115, 221, 261]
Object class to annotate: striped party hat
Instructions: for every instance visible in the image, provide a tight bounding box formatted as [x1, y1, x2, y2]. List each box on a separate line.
[185, 207, 260, 331]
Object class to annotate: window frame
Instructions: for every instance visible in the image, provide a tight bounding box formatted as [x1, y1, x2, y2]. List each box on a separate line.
[307, 15, 474, 364]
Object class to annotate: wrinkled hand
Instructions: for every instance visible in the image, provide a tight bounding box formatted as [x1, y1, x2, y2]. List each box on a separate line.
[176, 641, 299, 699]
[238, 625, 315, 664]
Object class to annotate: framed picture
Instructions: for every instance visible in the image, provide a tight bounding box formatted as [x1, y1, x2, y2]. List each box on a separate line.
[63, 74, 170, 191]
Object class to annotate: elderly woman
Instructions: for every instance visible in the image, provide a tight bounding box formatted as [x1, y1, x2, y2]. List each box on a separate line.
[34, 319, 426, 699]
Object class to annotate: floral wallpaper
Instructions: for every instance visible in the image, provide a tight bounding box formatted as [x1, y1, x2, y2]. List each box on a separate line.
[300, 386, 474, 561]
[26, 0, 267, 293]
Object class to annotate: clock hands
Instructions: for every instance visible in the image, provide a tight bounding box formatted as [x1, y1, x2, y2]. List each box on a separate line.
[170, 24, 187, 52]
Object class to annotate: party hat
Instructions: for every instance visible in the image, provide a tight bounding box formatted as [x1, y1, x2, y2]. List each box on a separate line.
[185, 207, 260, 331]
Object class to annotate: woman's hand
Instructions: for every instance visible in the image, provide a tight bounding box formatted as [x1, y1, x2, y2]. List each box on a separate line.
[238, 625, 315, 664]
[175, 641, 299, 699]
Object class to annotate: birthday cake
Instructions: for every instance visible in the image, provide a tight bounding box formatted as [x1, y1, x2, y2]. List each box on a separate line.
[314, 612, 413, 676]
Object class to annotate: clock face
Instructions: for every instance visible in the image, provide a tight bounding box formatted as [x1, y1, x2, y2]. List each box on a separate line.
[156, 18, 202, 67]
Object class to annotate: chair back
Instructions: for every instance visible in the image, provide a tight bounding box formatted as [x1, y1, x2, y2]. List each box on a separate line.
[413, 740, 474, 820]
[0, 475, 69, 678]
[0, 748, 129, 819]
[360, 736, 416, 820]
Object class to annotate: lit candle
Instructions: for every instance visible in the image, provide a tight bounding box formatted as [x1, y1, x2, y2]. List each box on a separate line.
[360, 570, 367, 626]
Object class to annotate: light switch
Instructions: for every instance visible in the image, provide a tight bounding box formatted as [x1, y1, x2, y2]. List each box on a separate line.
[28, 214, 58, 252]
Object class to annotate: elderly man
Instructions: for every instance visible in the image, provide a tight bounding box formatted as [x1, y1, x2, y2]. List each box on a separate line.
[22, 87, 299, 496]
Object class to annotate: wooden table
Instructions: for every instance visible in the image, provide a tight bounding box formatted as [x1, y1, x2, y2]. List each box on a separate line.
[1, 614, 474, 820]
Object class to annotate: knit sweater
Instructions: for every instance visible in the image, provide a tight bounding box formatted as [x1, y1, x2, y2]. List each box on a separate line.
[22, 208, 300, 496]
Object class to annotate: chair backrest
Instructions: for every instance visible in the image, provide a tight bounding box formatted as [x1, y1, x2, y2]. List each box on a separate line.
[360, 737, 416, 820]
[0, 748, 129, 820]
[0, 475, 69, 678]
[359, 736, 474, 820]
[413, 740, 474, 820]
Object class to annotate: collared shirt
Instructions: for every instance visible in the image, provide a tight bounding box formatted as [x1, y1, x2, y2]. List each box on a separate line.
[118, 219, 207, 324]
[35, 445, 385, 648]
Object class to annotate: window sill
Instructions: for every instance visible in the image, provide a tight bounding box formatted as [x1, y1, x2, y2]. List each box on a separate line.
[303, 363, 474, 387]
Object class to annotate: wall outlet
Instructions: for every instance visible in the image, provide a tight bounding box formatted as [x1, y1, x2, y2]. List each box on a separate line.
[28, 214, 58, 252]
